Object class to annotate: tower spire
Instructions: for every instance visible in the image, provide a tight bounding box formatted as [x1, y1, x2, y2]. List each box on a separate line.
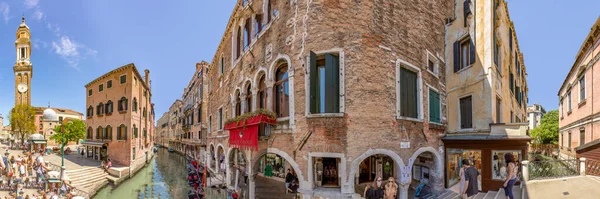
[22, 15, 25, 23]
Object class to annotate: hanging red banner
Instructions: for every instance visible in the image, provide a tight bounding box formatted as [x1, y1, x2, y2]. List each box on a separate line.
[225, 114, 276, 151]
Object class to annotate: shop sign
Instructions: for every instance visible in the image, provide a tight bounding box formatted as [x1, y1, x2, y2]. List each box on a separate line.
[401, 142, 410, 149]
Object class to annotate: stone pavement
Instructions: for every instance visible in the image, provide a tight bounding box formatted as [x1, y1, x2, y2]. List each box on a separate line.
[526, 176, 600, 198]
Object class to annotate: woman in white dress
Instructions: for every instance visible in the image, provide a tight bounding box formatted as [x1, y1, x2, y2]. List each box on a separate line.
[459, 163, 466, 198]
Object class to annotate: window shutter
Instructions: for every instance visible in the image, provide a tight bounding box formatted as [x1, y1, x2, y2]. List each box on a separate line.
[429, 90, 440, 123]
[309, 51, 318, 114]
[469, 39, 476, 65]
[463, 0, 471, 27]
[324, 53, 340, 113]
[401, 68, 418, 118]
[453, 41, 460, 72]
[509, 28, 513, 51]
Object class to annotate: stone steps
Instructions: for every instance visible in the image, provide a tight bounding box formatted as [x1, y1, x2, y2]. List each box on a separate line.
[484, 191, 498, 199]
[66, 167, 107, 193]
[434, 187, 522, 199]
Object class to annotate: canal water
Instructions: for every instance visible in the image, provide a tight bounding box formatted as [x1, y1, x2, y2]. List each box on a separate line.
[93, 148, 191, 199]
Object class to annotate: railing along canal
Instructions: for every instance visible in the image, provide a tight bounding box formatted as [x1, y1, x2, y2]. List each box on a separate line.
[527, 159, 580, 180]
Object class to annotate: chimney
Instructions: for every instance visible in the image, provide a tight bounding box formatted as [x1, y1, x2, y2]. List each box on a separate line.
[144, 69, 150, 87]
[196, 63, 202, 71]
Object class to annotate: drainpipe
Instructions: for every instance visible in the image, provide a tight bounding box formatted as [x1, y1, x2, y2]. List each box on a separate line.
[591, 38, 595, 141]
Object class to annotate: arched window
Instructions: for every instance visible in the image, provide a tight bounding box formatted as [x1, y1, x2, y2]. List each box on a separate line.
[87, 127, 93, 139]
[236, 27, 242, 59]
[118, 97, 128, 112]
[106, 125, 112, 140]
[258, 74, 267, 109]
[255, 14, 263, 36]
[118, 124, 127, 140]
[235, 91, 242, 117]
[245, 83, 252, 113]
[87, 106, 94, 118]
[97, 103, 104, 116]
[275, 64, 289, 117]
[133, 98, 138, 112]
[96, 126, 103, 139]
[244, 18, 252, 50]
[105, 100, 113, 114]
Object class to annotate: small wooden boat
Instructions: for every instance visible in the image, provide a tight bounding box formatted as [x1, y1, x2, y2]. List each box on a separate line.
[168, 148, 174, 152]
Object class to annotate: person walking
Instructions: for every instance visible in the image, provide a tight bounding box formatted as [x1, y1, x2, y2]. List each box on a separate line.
[461, 159, 479, 199]
[459, 162, 466, 198]
[383, 177, 398, 199]
[502, 153, 518, 199]
[364, 176, 384, 199]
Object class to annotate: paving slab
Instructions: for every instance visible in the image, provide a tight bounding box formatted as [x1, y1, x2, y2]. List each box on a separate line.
[526, 176, 600, 199]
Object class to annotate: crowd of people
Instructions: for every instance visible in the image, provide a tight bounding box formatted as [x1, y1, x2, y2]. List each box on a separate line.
[0, 148, 76, 199]
[363, 176, 398, 199]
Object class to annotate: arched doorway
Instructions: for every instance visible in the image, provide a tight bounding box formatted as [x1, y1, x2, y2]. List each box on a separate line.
[408, 147, 444, 198]
[209, 144, 216, 170]
[348, 149, 404, 197]
[228, 148, 248, 188]
[217, 145, 225, 173]
[251, 148, 304, 199]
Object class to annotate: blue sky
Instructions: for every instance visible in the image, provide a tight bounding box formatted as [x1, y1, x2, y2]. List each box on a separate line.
[0, 0, 597, 125]
[0, 0, 236, 125]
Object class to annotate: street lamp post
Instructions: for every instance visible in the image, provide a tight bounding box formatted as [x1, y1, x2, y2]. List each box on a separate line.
[59, 118, 73, 194]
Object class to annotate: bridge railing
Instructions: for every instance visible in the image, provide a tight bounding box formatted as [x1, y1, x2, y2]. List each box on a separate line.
[526, 159, 580, 180]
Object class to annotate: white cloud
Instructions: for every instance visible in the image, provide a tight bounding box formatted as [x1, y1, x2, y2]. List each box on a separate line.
[24, 0, 39, 9]
[0, 2, 9, 24]
[51, 36, 97, 70]
[32, 9, 43, 21]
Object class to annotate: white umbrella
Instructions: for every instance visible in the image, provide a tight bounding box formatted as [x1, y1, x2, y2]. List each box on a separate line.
[47, 171, 60, 179]
[72, 196, 85, 199]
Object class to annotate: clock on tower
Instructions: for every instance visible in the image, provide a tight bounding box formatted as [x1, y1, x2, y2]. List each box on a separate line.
[13, 16, 32, 106]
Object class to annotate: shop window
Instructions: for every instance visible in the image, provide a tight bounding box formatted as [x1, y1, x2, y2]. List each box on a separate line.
[358, 155, 395, 184]
[446, 149, 481, 190]
[313, 157, 340, 187]
[309, 51, 340, 114]
[459, 96, 473, 129]
[275, 64, 290, 117]
[258, 154, 288, 178]
[491, 151, 521, 180]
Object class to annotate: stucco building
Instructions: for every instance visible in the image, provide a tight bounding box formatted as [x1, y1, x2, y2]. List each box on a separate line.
[441, 0, 530, 192]
[167, 62, 210, 161]
[83, 63, 155, 166]
[202, 0, 453, 198]
[558, 17, 600, 161]
[33, 107, 84, 146]
[527, 104, 545, 130]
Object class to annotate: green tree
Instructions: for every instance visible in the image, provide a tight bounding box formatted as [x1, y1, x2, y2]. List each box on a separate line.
[50, 119, 86, 146]
[9, 104, 36, 145]
[530, 110, 559, 144]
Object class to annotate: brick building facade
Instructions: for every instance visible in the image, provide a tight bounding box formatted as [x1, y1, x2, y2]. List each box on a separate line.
[84, 63, 155, 166]
[203, 1, 453, 198]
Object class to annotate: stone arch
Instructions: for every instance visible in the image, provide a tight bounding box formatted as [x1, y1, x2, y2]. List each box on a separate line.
[225, 147, 250, 187]
[268, 54, 292, 81]
[242, 79, 252, 94]
[252, 67, 267, 89]
[347, 149, 406, 188]
[251, 148, 305, 183]
[407, 147, 444, 193]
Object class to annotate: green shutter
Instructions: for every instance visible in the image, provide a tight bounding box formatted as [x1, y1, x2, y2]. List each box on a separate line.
[309, 51, 317, 114]
[324, 53, 340, 113]
[400, 67, 418, 118]
[429, 89, 440, 123]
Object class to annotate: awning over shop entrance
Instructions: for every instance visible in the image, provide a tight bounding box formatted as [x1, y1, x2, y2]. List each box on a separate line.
[32, 140, 47, 144]
[225, 113, 276, 151]
[81, 141, 105, 147]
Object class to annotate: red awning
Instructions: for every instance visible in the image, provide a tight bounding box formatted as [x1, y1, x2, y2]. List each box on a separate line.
[225, 114, 276, 151]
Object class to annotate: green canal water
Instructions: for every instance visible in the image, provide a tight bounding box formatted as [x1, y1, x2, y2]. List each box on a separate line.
[93, 148, 191, 199]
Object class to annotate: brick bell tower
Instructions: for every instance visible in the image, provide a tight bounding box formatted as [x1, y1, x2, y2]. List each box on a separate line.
[14, 16, 32, 106]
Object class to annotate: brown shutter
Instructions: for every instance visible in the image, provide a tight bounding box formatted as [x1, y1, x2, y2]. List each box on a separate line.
[309, 51, 318, 114]
[325, 53, 340, 113]
[454, 41, 460, 72]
